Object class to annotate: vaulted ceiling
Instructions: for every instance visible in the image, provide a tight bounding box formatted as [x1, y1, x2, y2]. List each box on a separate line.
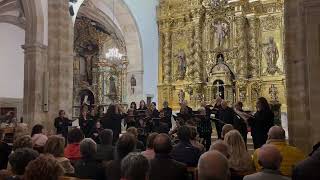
[0, 0, 25, 29]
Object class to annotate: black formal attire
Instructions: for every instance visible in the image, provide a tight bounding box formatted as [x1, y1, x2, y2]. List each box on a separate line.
[248, 110, 274, 149]
[171, 140, 201, 167]
[163, 107, 173, 129]
[89, 127, 104, 144]
[149, 154, 188, 180]
[79, 116, 94, 138]
[213, 104, 223, 139]
[197, 116, 212, 151]
[234, 110, 248, 145]
[96, 144, 114, 162]
[74, 158, 105, 180]
[54, 117, 72, 139]
[101, 114, 123, 144]
[293, 148, 320, 180]
[151, 109, 160, 118]
[0, 140, 11, 170]
[217, 106, 236, 139]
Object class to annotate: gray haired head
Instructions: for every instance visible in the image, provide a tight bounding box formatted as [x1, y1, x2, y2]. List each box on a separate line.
[121, 152, 149, 180]
[80, 138, 97, 158]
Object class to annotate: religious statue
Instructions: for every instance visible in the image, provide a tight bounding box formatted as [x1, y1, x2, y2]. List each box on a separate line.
[78, 43, 99, 85]
[263, 37, 279, 74]
[269, 84, 279, 102]
[213, 21, 228, 48]
[130, 75, 137, 94]
[109, 76, 117, 96]
[211, 0, 226, 7]
[178, 89, 185, 104]
[177, 50, 187, 79]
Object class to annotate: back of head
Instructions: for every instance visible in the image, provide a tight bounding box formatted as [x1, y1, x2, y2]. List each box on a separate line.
[116, 133, 136, 160]
[67, 128, 84, 144]
[177, 125, 191, 142]
[153, 133, 172, 154]
[44, 135, 65, 157]
[9, 148, 39, 175]
[80, 138, 97, 158]
[24, 154, 64, 180]
[198, 150, 229, 180]
[224, 130, 246, 153]
[13, 135, 33, 151]
[258, 144, 282, 170]
[210, 140, 230, 159]
[189, 126, 198, 140]
[121, 153, 149, 180]
[146, 132, 159, 149]
[99, 129, 113, 145]
[31, 124, 44, 137]
[268, 126, 286, 141]
[221, 124, 234, 139]
[127, 127, 139, 138]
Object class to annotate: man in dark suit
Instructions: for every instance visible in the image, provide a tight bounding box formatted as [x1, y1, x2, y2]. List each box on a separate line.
[162, 101, 172, 129]
[149, 133, 188, 180]
[54, 110, 72, 139]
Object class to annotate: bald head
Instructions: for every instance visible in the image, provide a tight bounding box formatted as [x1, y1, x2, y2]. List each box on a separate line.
[210, 140, 230, 159]
[153, 133, 172, 154]
[258, 144, 282, 170]
[198, 151, 230, 180]
[268, 126, 286, 140]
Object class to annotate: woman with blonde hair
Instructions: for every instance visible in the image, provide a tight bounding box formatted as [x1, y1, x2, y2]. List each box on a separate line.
[224, 130, 255, 175]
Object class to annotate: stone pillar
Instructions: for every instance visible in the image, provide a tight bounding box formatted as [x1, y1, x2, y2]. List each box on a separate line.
[23, 43, 48, 127]
[47, 0, 74, 128]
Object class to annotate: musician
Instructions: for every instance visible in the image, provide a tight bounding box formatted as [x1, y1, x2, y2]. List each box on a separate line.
[138, 100, 148, 110]
[233, 102, 249, 144]
[162, 101, 172, 129]
[150, 102, 160, 118]
[179, 102, 193, 122]
[213, 97, 223, 139]
[125, 108, 137, 128]
[79, 110, 94, 138]
[196, 107, 212, 151]
[153, 110, 170, 134]
[54, 110, 72, 139]
[216, 100, 236, 139]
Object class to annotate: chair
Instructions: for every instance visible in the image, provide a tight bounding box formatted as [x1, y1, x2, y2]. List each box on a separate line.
[187, 167, 198, 180]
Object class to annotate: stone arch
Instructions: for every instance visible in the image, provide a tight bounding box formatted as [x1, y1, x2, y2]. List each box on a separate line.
[74, 0, 144, 102]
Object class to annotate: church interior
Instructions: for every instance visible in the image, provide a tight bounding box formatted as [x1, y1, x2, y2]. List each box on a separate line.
[0, 0, 320, 179]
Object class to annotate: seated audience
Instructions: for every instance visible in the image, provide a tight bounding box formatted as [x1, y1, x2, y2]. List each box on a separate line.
[13, 135, 32, 151]
[24, 154, 64, 180]
[121, 152, 149, 180]
[74, 138, 105, 180]
[198, 150, 230, 180]
[210, 140, 230, 158]
[244, 144, 290, 180]
[127, 127, 145, 151]
[221, 124, 234, 140]
[171, 125, 201, 167]
[224, 130, 255, 175]
[31, 124, 48, 153]
[96, 129, 115, 162]
[90, 121, 104, 143]
[253, 126, 305, 176]
[292, 146, 320, 180]
[64, 128, 84, 161]
[189, 126, 205, 153]
[141, 132, 158, 160]
[149, 133, 188, 180]
[105, 133, 136, 180]
[0, 130, 11, 170]
[6, 148, 39, 180]
[44, 135, 74, 174]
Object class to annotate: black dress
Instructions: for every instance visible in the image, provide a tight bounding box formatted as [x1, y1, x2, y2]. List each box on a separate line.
[101, 114, 123, 144]
[79, 116, 94, 138]
[163, 107, 172, 129]
[248, 110, 274, 149]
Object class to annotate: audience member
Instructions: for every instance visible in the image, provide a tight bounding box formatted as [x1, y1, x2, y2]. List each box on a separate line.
[0, 130, 11, 170]
[74, 138, 105, 180]
[7, 148, 39, 180]
[105, 133, 136, 180]
[149, 133, 188, 180]
[198, 150, 230, 180]
[64, 128, 84, 161]
[44, 135, 74, 174]
[141, 132, 158, 160]
[221, 124, 234, 140]
[121, 152, 149, 180]
[292, 147, 320, 180]
[127, 127, 145, 151]
[189, 125, 205, 153]
[31, 124, 48, 152]
[210, 140, 230, 159]
[24, 154, 64, 180]
[224, 130, 255, 175]
[244, 144, 290, 180]
[253, 126, 305, 176]
[96, 129, 114, 162]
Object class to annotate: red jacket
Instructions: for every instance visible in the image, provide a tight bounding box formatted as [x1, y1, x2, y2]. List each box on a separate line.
[64, 143, 81, 160]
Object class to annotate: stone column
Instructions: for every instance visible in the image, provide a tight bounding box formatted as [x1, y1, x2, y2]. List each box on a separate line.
[22, 43, 48, 126]
[47, 0, 74, 128]
[163, 30, 171, 84]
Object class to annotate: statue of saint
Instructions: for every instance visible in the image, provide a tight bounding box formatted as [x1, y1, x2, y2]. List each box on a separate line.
[78, 43, 99, 85]
[109, 76, 117, 96]
[263, 37, 279, 74]
[178, 89, 185, 104]
[213, 21, 228, 48]
[130, 75, 137, 94]
[177, 50, 187, 79]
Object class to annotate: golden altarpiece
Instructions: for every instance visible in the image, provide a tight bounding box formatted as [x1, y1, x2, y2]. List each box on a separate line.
[72, 17, 128, 117]
[157, 0, 286, 114]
